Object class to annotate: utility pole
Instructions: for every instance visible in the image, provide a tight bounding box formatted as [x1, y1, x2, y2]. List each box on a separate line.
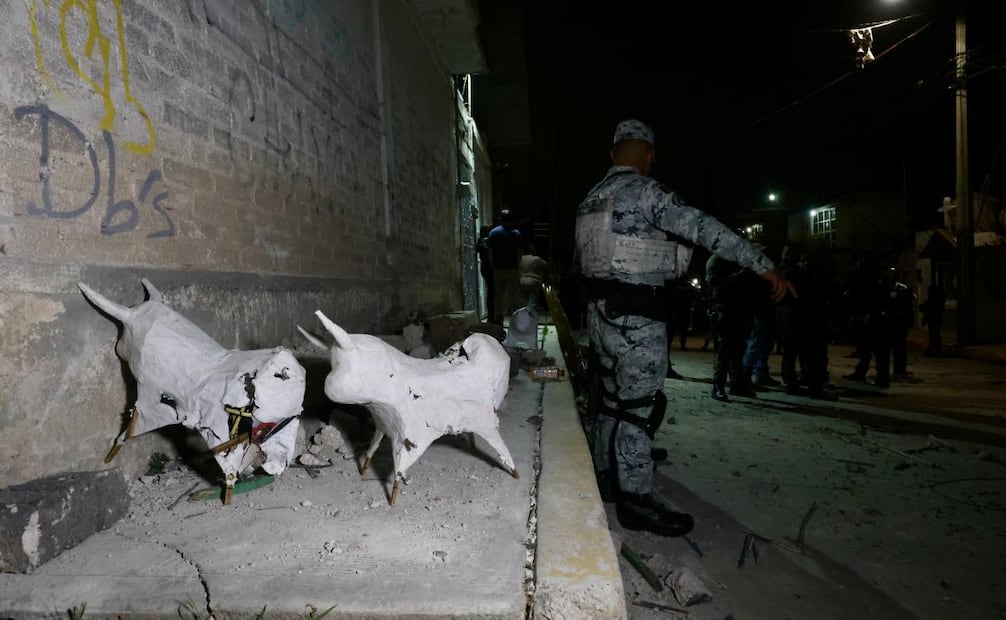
[955, 7, 975, 346]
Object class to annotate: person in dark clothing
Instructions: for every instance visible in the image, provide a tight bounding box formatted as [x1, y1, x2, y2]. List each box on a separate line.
[668, 279, 694, 350]
[800, 251, 838, 399]
[843, 260, 891, 388]
[705, 254, 759, 401]
[695, 282, 714, 351]
[486, 210, 522, 324]
[775, 246, 805, 393]
[477, 225, 496, 323]
[842, 255, 873, 359]
[742, 258, 779, 388]
[920, 282, 947, 357]
[886, 268, 914, 380]
[775, 246, 837, 400]
[665, 278, 694, 379]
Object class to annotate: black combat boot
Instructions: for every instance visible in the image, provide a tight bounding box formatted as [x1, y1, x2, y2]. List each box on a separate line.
[616, 493, 694, 537]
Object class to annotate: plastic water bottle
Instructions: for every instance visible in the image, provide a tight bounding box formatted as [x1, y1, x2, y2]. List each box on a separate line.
[529, 366, 565, 382]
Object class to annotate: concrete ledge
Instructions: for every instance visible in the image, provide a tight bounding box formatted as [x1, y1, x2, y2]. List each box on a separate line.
[534, 364, 627, 618]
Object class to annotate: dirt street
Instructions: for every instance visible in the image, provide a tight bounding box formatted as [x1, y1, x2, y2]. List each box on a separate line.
[599, 338, 1006, 620]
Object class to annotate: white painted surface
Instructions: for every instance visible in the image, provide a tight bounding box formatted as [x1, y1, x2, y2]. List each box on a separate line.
[78, 279, 305, 484]
[301, 310, 516, 489]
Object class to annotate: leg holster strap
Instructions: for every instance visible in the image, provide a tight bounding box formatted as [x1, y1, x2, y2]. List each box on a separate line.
[598, 380, 667, 440]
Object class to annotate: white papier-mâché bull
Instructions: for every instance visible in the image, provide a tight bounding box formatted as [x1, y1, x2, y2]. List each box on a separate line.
[299, 310, 518, 505]
[79, 279, 305, 503]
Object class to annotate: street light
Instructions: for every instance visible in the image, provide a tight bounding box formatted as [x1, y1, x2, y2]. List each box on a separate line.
[767, 193, 778, 203]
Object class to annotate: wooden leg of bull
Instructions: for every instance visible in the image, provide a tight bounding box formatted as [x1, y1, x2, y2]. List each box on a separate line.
[360, 430, 384, 475]
[390, 479, 400, 506]
[124, 407, 139, 438]
[223, 472, 236, 506]
[104, 407, 140, 464]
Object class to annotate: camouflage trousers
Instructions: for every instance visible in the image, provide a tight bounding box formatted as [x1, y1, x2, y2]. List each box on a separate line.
[586, 299, 667, 494]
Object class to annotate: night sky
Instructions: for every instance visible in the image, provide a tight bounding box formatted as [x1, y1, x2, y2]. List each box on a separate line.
[477, 1, 1006, 254]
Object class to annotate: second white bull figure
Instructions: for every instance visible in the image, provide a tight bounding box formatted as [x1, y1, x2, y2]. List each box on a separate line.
[300, 310, 518, 505]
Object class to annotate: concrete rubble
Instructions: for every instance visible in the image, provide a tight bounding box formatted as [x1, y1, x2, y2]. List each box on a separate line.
[0, 470, 130, 574]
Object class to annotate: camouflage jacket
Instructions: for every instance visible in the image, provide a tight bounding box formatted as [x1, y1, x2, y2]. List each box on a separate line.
[576, 165, 774, 287]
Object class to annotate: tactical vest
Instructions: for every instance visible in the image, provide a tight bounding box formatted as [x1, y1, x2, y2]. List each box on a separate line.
[575, 176, 691, 286]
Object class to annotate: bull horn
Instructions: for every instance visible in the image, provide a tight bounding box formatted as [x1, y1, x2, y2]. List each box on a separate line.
[140, 278, 163, 304]
[315, 310, 355, 350]
[296, 325, 328, 350]
[78, 282, 133, 323]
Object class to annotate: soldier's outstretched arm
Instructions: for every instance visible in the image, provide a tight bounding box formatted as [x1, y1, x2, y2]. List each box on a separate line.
[646, 185, 773, 274]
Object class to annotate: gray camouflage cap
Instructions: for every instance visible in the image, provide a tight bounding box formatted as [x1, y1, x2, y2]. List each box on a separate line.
[612, 119, 654, 146]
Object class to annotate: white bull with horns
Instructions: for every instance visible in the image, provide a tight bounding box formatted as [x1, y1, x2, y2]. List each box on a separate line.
[79, 279, 305, 503]
[299, 310, 518, 505]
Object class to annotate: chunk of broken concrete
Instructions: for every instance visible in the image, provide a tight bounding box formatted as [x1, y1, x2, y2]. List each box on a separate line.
[665, 566, 712, 606]
[0, 469, 129, 573]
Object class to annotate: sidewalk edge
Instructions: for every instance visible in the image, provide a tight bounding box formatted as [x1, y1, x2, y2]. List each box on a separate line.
[533, 376, 628, 619]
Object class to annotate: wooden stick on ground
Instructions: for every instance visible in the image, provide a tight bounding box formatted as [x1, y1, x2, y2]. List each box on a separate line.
[620, 542, 663, 592]
[796, 501, 818, 551]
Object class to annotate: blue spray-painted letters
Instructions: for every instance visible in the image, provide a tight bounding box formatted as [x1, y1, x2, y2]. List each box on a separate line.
[15, 104, 175, 238]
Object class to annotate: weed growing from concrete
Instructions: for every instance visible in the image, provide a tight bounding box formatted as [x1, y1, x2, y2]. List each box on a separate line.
[146, 451, 171, 475]
[172, 599, 333, 618]
[306, 604, 335, 619]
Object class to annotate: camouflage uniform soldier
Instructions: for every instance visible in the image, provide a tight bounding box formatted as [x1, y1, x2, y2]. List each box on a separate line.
[575, 119, 794, 537]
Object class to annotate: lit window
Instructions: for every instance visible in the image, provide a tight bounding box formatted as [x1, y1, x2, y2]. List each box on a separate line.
[810, 206, 836, 246]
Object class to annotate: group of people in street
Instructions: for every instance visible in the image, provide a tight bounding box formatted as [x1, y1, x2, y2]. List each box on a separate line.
[702, 243, 839, 402]
[841, 258, 917, 388]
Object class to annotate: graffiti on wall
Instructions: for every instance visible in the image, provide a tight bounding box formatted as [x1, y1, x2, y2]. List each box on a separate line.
[29, 0, 156, 155]
[16, 105, 174, 238]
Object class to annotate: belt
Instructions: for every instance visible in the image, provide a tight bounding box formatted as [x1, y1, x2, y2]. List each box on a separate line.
[584, 278, 664, 300]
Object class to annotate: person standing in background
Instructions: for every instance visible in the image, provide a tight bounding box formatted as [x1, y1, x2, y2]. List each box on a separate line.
[518, 240, 550, 313]
[920, 282, 946, 357]
[886, 267, 915, 381]
[486, 210, 522, 325]
[705, 255, 759, 401]
[477, 225, 496, 324]
[742, 246, 780, 389]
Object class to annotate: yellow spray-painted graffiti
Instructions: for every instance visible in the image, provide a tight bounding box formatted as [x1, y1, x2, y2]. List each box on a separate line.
[29, 0, 155, 155]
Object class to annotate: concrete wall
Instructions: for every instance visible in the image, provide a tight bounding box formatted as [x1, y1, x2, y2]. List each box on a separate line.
[1, 0, 464, 486]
